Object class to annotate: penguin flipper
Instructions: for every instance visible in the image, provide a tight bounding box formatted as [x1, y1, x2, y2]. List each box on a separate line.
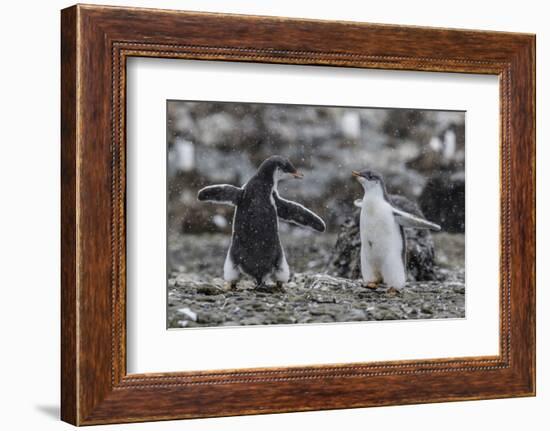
[197, 184, 242, 206]
[273, 192, 326, 232]
[392, 207, 441, 231]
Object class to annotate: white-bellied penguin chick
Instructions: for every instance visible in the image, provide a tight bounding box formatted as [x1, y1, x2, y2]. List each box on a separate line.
[198, 156, 326, 290]
[352, 169, 441, 289]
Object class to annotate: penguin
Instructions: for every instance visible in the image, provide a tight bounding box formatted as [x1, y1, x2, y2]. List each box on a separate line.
[198, 156, 326, 290]
[351, 169, 441, 289]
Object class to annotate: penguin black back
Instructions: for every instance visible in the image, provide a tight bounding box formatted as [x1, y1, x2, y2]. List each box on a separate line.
[230, 156, 301, 284]
[231, 180, 279, 283]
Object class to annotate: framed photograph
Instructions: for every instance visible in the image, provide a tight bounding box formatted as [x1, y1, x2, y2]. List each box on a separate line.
[61, 4, 535, 425]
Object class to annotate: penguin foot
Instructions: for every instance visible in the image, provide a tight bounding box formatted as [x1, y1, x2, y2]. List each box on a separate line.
[364, 282, 379, 290]
[223, 281, 238, 291]
[386, 286, 401, 297]
[275, 281, 286, 292]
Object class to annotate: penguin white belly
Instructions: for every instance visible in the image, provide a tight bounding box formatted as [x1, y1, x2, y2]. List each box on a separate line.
[360, 200, 406, 288]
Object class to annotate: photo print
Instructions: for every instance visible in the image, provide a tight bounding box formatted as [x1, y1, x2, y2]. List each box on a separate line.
[166, 100, 465, 328]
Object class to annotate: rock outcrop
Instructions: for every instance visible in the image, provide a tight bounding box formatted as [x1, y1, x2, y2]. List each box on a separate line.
[419, 172, 465, 233]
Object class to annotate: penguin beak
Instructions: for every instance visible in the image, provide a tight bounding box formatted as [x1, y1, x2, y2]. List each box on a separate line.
[352, 170, 362, 178]
[292, 171, 304, 179]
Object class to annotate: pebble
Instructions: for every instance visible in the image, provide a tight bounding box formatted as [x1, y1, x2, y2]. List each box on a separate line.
[196, 285, 223, 296]
[421, 306, 434, 315]
[197, 312, 225, 324]
[176, 307, 197, 321]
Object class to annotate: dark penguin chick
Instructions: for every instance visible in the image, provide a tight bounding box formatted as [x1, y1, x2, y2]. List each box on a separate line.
[198, 155, 326, 289]
[352, 169, 441, 289]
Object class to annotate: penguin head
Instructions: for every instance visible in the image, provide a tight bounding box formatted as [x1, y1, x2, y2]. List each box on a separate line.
[259, 155, 303, 182]
[352, 169, 386, 193]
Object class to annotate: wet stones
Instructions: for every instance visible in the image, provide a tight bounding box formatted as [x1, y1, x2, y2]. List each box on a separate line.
[167, 272, 465, 328]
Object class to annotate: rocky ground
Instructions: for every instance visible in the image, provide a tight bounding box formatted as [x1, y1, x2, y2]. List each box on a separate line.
[167, 231, 465, 328]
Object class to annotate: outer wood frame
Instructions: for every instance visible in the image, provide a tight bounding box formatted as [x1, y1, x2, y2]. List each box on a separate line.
[61, 4, 535, 426]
